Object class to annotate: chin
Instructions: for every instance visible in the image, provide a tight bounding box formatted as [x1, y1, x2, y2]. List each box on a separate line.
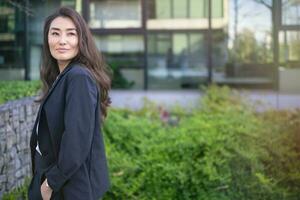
[54, 55, 73, 61]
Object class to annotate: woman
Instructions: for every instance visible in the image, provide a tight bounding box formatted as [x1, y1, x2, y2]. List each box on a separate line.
[28, 6, 111, 200]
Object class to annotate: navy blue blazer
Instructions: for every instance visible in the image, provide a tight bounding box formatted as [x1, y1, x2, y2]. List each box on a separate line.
[29, 62, 110, 200]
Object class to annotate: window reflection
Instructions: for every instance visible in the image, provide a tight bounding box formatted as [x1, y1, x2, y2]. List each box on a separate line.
[89, 0, 142, 29]
[279, 31, 300, 65]
[190, 0, 206, 18]
[282, 0, 300, 25]
[0, 2, 23, 72]
[173, 1, 188, 18]
[147, 33, 207, 89]
[94, 35, 144, 89]
[94, 35, 144, 68]
[212, 0, 273, 87]
[148, 0, 223, 19]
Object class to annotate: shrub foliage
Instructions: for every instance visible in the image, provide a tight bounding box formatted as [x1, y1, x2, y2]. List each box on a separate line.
[0, 80, 41, 104]
[103, 86, 300, 200]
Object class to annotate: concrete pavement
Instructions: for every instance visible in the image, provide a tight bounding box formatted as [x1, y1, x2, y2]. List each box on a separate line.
[110, 90, 300, 111]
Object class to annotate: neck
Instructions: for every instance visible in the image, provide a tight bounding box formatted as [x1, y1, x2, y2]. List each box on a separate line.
[57, 60, 70, 73]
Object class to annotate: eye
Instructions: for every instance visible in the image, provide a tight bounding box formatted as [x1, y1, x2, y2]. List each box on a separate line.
[68, 32, 77, 36]
[51, 32, 59, 36]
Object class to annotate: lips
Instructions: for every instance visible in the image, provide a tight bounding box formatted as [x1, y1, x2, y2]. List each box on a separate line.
[56, 48, 69, 53]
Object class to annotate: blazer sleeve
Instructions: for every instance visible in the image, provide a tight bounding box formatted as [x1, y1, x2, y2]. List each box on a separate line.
[45, 72, 98, 192]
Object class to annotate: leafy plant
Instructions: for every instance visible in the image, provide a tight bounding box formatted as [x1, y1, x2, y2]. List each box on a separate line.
[0, 80, 41, 105]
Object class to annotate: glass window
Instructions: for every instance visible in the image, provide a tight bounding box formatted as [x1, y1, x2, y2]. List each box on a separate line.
[94, 35, 144, 68]
[147, 32, 207, 89]
[173, 0, 188, 18]
[94, 35, 144, 89]
[155, 0, 172, 19]
[147, 34, 172, 55]
[212, 0, 273, 87]
[95, 35, 144, 53]
[147, 35, 157, 54]
[279, 31, 300, 64]
[156, 34, 172, 54]
[189, 34, 206, 69]
[173, 33, 188, 70]
[148, 0, 223, 19]
[190, 0, 206, 18]
[0, 3, 24, 73]
[212, 0, 223, 18]
[282, 0, 300, 25]
[173, 34, 188, 55]
[89, 0, 142, 28]
[190, 0, 222, 19]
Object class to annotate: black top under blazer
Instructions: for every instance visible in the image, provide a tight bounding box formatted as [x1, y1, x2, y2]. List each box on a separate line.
[29, 62, 110, 200]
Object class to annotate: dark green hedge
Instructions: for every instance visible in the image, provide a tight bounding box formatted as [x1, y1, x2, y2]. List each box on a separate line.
[3, 86, 300, 200]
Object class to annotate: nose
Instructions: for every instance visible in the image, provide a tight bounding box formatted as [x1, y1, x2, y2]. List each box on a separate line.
[59, 35, 67, 45]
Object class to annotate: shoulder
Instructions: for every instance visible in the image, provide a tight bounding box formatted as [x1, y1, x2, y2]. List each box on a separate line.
[63, 63, 99, 92]
[65, 63, 96, 84]
[67, 63, 93, 78]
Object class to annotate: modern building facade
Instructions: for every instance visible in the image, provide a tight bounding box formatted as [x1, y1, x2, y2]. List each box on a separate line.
[0, 0, 299, 90]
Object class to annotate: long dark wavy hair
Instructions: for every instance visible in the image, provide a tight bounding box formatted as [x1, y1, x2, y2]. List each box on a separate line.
[37, 6, 111, 120]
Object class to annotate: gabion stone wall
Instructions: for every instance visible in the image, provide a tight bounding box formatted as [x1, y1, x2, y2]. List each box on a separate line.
[0, 97, 39, 198]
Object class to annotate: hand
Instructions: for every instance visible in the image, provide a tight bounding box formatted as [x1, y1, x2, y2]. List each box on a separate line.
[40, 179, 53, 200]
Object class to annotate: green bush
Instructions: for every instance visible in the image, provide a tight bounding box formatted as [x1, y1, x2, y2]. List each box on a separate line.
[102, 86, 300, 200]
[3, 86, 300, 200]
[0, 80, 41, 104]
[256, 109, 300, 199]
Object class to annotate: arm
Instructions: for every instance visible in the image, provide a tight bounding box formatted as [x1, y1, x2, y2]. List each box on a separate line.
[45, 73, 98, 192]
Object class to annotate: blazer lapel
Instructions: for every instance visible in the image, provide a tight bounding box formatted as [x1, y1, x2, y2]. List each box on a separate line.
[40, 62, 75, 109]
[33, 62, 76, 132]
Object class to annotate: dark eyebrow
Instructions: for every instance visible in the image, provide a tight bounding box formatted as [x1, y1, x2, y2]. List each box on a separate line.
[50, 27, 77, 31]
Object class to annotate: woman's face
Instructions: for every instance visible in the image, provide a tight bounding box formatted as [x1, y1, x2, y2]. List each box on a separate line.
[48, 16, 79, 68]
